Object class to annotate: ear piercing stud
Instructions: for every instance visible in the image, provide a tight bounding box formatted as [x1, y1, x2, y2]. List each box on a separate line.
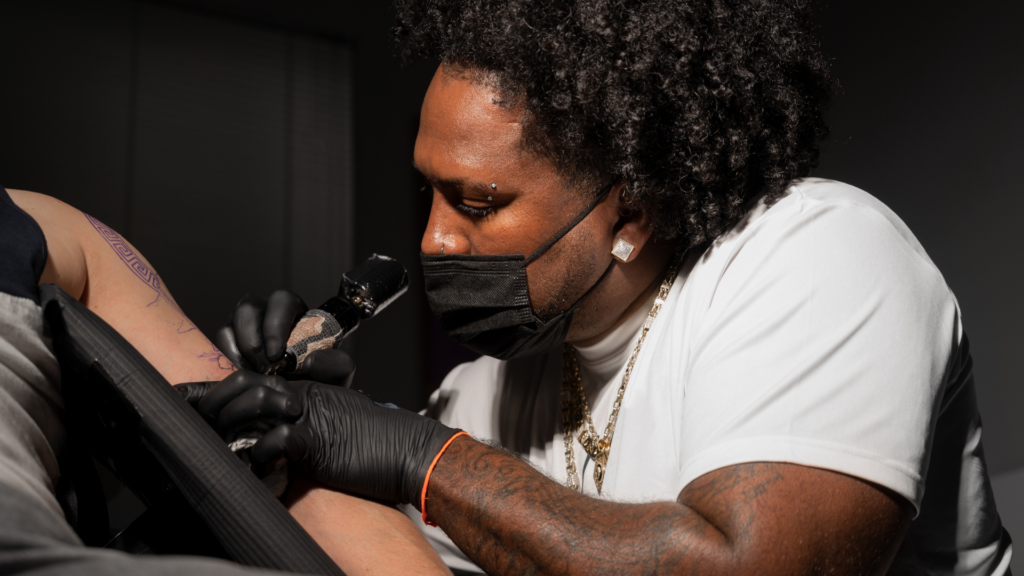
[611, 238, 635, 262]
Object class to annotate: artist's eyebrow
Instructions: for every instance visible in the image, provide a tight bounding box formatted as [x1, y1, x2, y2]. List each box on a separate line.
[412, 161, 496, 194]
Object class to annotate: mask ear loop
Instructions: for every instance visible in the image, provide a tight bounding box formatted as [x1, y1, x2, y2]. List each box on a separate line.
[522, 181, 616, 266]
[562, 259, 615, 314]
[505, 258, 615, 358]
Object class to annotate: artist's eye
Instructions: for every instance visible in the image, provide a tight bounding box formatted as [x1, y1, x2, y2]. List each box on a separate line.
[455, 203, 494, 218]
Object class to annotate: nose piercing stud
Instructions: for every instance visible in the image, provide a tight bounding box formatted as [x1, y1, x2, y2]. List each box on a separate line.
[611, 239, 635, 262]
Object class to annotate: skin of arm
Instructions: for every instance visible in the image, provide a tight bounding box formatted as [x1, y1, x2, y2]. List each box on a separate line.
[13, 188, 234, 383]
[428, 436, 914, 576]
[10, 189, 451, 576]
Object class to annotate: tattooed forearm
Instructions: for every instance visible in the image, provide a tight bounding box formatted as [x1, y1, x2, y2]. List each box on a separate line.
[428, 438, 909, 576]
[428, 438, 782, 576]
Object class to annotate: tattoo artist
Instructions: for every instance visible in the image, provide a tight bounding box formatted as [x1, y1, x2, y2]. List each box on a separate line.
[180, 1, 1011, 574]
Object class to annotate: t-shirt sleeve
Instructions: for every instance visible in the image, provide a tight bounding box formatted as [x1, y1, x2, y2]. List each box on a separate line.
[0, 187, 48, 303]
[678, 195, 957, 512]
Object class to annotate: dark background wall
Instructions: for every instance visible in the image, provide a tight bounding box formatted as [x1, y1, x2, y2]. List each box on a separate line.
[163, 0, 442, 410]
[0, 0, 435, 413]
[1, 0, 1020, 560]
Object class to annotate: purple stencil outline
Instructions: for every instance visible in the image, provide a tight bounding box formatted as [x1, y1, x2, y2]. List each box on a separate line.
[84, 213, 196, 334]
[198, 348, 237, 372]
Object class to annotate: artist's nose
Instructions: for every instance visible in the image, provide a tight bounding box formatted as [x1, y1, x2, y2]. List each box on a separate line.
[421, 190, 470, 255]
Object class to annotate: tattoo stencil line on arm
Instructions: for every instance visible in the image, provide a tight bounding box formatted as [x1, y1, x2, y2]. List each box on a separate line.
[198, 349, 237, 372]
[84, 213, 234, 371]
[84, 213, 192, 328]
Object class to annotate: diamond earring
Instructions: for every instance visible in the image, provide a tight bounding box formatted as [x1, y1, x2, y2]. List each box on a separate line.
[611, 239, 635, 262]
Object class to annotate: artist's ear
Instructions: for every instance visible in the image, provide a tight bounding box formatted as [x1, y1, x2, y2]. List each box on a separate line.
[609, 184, 655, 264]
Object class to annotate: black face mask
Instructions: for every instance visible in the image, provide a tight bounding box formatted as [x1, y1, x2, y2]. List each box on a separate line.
[421, 184, 615, 360]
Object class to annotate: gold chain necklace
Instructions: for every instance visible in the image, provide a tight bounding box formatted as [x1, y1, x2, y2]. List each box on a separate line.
[561, 257, 681, 494]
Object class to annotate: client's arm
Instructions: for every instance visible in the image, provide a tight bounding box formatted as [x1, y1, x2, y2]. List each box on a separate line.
[13, 189, 233, 383]
[10, 189, 451, 576]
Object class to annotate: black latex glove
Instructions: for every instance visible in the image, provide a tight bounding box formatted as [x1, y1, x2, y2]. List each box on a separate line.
[181, 370, 461, 507]
[214, 289, 354, 386]
[175, 380, 216, 407]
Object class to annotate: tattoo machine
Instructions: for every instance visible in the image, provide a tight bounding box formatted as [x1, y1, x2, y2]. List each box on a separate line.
[265, 254, 409, 376]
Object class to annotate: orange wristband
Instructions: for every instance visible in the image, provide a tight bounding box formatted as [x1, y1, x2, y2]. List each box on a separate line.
[421, 431, 470, 527]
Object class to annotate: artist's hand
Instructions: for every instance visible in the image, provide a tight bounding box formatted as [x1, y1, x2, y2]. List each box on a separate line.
[214, 289, 354, 386]
[187, 370, 462, 506]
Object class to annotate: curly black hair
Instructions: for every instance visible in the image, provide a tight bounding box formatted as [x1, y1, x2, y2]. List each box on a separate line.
[393, 0, 833, 246]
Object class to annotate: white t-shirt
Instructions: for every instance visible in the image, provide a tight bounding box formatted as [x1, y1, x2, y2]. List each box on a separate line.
[407, 178, 1012, 575]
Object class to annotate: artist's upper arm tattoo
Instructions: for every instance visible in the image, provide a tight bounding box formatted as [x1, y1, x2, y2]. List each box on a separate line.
[677, 463, 784, 545]
[431, 440, 793, 576]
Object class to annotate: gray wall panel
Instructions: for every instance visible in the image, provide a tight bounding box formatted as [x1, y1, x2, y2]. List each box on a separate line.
[289, 36, 354, 309]
[165, 0, 438, 409]
[992, 467, 1023, 574]
[130, 3, 290, 336]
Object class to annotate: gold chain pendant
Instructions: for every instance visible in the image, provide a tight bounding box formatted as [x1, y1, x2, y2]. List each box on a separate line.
[593, 451, 609, 491]
[561, 256, 681, 495]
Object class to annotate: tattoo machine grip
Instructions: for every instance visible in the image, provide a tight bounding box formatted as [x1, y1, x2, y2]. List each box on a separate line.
[268, 254, 409, 375]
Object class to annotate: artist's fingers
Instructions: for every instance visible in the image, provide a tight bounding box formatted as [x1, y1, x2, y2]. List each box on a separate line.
[173, 381, 217, 407]
[216, 385, 302, 441]
[232, 295, 270, 373]
[298, 349, 356, 387]
[250, 425, 311, 476]
[213, 324, 250, 371]
[263, 290, 308, 363]
[197, 370, 289, 422]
